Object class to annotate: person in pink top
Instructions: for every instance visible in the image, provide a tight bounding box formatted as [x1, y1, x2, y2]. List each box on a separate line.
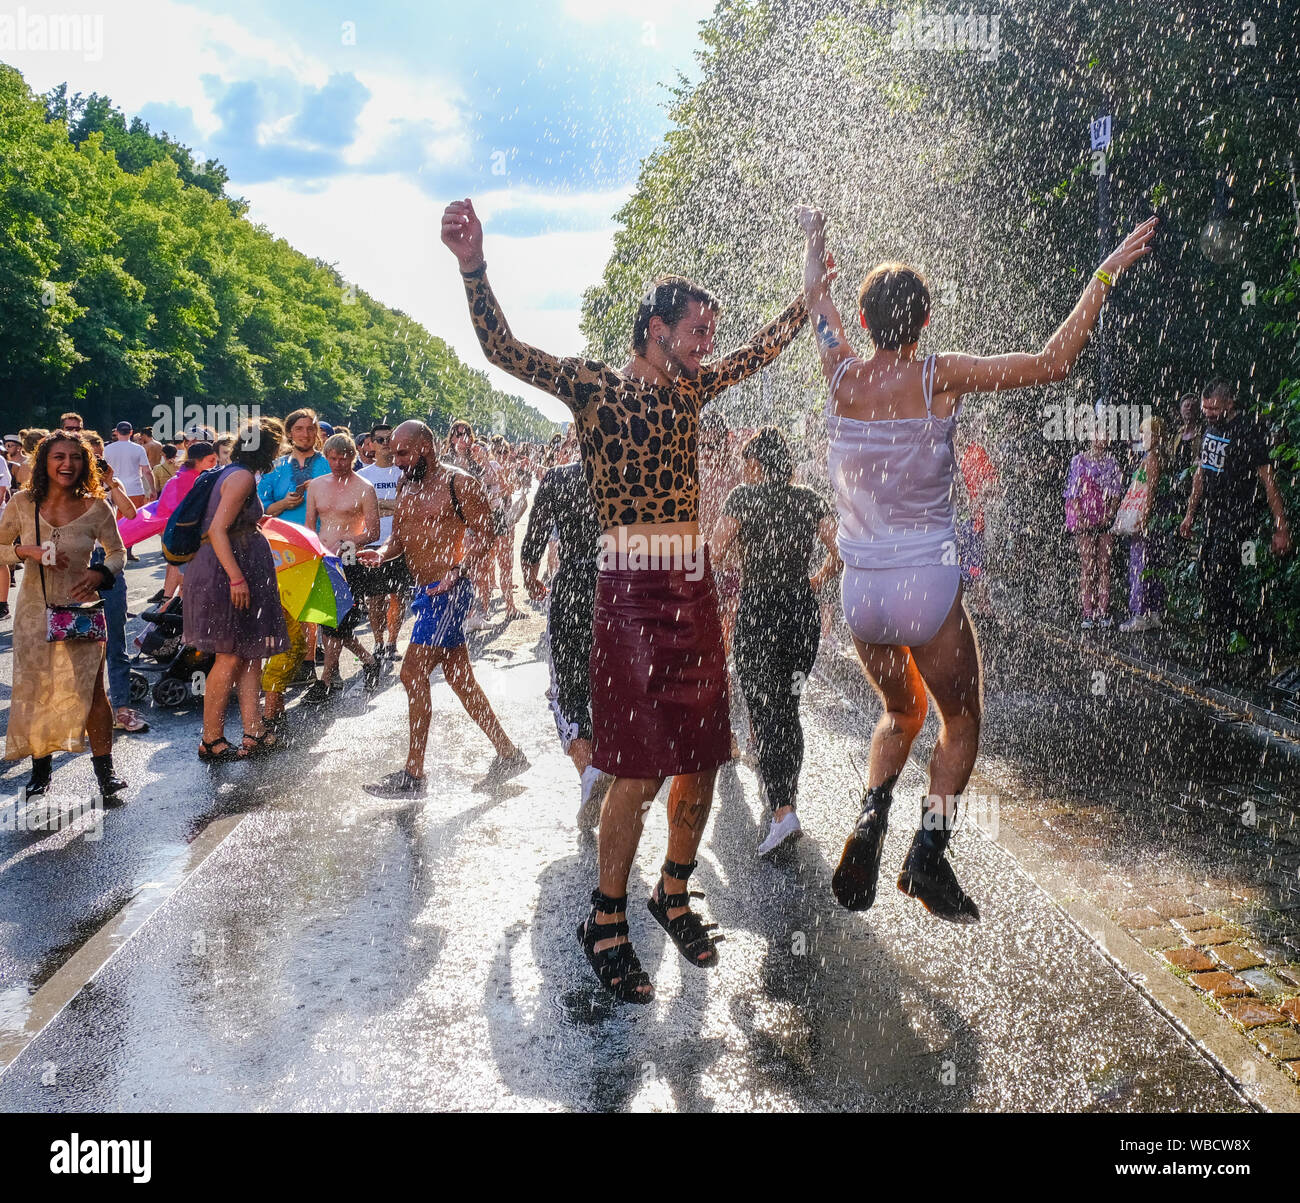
[1063, 432, 1125, 629]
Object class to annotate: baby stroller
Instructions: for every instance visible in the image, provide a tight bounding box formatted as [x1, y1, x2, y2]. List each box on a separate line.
[129, 595, 215, 708]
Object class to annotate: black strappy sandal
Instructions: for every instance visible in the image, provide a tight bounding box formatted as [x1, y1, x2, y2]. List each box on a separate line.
[238, 729, 280, 759]
[198, 737, 237, 762]
[647, 858, 723, 969]
[577, 890, 655, 1004]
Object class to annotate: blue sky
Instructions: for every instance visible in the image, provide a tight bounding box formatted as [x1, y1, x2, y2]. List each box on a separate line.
[4, 0, 718, 418]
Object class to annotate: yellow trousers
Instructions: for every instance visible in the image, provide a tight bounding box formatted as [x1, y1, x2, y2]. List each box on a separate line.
[260, 609, 306, 693]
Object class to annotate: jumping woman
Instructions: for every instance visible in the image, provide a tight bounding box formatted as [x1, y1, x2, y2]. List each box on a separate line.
[796, 205, 1156, 922]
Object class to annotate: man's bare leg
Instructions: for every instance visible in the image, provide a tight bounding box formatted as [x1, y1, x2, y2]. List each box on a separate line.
[399, 643, 441, 777]
[321, 634, 343, 686]
[592, 775, 662, 995]
[341, 632, 378, 670]
[665, 770, 717, 921]
[368, 596, 388, 654]
[440, 644, 517, 757]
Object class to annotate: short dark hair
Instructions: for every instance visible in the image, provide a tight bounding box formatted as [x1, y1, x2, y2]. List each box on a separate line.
[858, 262, 930, 350]
[370, 423, 392, 437]
[632, 276, 719, 355]
[742, 425, 794, 482]
[161, 443, 179, 460]
[1202, 377, 1236, 402]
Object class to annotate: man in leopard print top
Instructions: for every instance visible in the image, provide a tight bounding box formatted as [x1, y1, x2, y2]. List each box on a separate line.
[447, 204, 806, 530]
[443, 197, 807, 1004]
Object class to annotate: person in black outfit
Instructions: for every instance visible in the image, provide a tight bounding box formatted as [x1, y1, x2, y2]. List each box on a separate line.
[711, 426, 842, 857]
[1180, 378, 1292, 677]
[520, 460, 608, 826]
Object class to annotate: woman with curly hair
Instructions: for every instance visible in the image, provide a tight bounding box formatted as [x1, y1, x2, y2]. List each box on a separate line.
[0, 431, 127, 801]
[183, 417, 289, 761]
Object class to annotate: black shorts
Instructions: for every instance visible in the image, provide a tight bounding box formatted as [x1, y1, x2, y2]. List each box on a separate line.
[372, 554, 413, 595]
[322, 558, 412, 638]
[349, 555, 413, 599]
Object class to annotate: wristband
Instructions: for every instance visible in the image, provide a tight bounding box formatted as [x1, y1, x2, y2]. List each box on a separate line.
[229, 577, 246, 588]
[1094, 269, 1115, 287]
[460, 261, 487, 279]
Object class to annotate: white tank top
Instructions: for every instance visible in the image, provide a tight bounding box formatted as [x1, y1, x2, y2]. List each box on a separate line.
[826, 353, 961, 570]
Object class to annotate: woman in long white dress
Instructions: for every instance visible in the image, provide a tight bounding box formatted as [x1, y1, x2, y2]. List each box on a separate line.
[0, 432, 127, 801]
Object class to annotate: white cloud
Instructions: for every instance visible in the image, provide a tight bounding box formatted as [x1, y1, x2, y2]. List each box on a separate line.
[2, 0, 326, 142]
[2, 0, 709, 427]
[239, 173, 625, 423]
[346, 70, 469, 173]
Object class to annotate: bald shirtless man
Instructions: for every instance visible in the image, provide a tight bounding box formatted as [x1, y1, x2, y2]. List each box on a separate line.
[305, 431, 384, 701]
[360, 420, 529, 797]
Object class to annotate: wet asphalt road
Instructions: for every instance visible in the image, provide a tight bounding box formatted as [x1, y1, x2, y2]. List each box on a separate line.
[0, 553, 1247, 1111]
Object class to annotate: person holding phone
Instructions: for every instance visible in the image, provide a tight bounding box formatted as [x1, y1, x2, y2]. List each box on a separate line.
[257, 408, 329, 526]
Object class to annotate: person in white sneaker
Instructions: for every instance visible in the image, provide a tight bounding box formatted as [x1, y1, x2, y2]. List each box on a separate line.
[520, 459, 608, 829]
[361, 422, 528, 798]
[709, 427, 841, 858]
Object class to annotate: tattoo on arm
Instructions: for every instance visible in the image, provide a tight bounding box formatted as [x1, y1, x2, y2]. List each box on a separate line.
[816, 314, 841, 351]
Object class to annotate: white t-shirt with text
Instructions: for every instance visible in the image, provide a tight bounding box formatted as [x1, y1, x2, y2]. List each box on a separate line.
[358, 463, 403, 544]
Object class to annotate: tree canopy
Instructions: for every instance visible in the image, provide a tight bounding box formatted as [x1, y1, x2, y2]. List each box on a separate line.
[0, 66, 555, 441]
[582, 0, 1299, 651]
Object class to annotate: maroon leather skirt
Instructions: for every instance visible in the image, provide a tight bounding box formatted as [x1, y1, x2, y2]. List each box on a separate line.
[589, 556, 731, 778]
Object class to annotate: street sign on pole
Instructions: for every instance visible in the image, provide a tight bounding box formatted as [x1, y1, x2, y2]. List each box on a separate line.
[1094, 113, 1113, 409]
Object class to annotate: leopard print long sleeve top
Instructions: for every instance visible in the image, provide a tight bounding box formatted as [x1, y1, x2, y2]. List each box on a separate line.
[462, 271, 807, 529]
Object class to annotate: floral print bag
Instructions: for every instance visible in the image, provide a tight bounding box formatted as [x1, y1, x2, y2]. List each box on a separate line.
[37, 508, 107, 643]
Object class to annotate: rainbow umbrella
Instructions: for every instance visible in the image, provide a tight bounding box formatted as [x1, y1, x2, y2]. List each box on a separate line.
[260, 517, 354, 626]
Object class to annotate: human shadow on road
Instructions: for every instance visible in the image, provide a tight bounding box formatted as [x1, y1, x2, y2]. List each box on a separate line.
[485, 839, 730, 1112]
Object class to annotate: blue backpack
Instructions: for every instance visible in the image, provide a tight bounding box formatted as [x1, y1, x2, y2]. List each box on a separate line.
[161, 467, 225, 564]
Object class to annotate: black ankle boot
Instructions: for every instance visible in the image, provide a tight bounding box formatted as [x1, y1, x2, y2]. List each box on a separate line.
[831, 773, 898, 911]
[92, 754, 127, 804]
[897, 799, 980, 923]
[25, 755, 53, 800]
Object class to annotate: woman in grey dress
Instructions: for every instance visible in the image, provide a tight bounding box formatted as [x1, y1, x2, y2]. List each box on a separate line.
[183, 418, 287, 760]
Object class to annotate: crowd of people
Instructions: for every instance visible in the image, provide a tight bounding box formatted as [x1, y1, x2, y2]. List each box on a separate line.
[0, 192, 1290, 1008]
[0, 409, 560, 799]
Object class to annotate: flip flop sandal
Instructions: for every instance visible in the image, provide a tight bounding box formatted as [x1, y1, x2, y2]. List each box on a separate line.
[198, 737, 237, 762]
[238, 729, 280, 759]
